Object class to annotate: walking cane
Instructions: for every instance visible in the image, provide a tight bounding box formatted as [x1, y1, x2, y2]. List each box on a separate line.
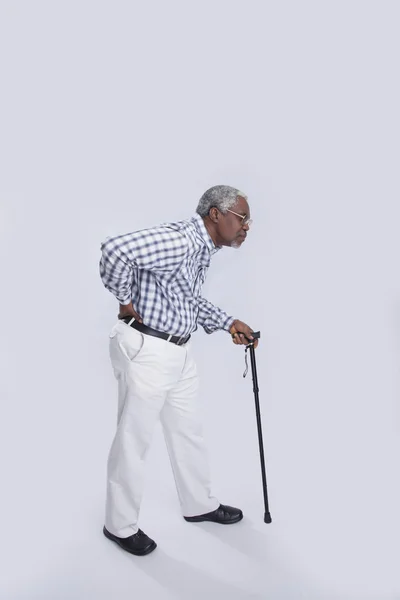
[242, 331, 272, 524]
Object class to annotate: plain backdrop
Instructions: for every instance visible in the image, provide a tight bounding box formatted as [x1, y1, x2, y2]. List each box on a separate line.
[0, 1, 399, 599]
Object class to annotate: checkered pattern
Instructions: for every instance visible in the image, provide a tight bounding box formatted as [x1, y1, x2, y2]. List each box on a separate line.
[99, 213, 234, 337]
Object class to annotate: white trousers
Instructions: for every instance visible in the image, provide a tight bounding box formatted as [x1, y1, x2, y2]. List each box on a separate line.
[105, 320, 220, 537]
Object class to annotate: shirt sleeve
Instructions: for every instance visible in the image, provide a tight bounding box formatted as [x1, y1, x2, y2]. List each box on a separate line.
[197, 296, 235, 334]
[99, 225, 189, 304]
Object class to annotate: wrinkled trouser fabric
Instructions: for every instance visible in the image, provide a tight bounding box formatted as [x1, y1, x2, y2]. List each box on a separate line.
[105, 320, 219, 537]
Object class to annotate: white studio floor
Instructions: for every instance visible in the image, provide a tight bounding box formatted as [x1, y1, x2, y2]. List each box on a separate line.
[1, 398, 398, 600]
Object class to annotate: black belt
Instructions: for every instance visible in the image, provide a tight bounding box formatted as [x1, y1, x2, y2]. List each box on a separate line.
[120, 316, 191, 346]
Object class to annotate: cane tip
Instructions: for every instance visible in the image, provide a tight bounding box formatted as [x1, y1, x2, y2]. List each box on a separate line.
[264, 512, 272, 524]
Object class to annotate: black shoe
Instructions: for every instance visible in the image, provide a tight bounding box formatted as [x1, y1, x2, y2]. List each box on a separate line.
[184, 504, 243, 524]
[103, 526, 157, 556]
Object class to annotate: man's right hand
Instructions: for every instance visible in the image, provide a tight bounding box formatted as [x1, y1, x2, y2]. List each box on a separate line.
[118, 302, 143, 323]
[230, 319, 259, 348]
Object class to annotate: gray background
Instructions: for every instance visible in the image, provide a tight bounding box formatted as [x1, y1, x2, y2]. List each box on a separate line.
[0, 1, 399, 598]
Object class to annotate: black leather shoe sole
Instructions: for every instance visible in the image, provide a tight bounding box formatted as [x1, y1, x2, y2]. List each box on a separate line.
[103, 527, 157, 556]
[184, 512, 243, 524]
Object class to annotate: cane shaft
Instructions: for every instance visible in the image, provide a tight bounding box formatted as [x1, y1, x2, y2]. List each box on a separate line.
[249, 344, 272, 522]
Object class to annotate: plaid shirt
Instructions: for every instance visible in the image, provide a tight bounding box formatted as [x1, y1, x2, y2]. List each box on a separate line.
[99, 213, 234, 337]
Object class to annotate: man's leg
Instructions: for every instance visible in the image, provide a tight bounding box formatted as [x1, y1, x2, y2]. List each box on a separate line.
[160, 342, 220, 517]
[105, 323, 182, 537]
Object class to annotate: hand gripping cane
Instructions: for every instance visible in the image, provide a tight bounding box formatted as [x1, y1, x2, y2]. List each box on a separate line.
[242, 331, 272, 524]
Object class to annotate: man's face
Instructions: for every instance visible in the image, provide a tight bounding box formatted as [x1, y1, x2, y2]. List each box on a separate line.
[218, 196, 251, 248]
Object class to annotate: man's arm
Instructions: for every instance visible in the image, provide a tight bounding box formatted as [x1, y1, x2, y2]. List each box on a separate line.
[99, 225, 189, 305]
[197, 297, 256, 345]
[197, 296, 235, 334]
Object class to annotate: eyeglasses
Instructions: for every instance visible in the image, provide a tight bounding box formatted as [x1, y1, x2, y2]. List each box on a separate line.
[226, 209, 253, 227]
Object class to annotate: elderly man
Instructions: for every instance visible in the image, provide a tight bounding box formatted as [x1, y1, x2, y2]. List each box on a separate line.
[99, 185, 256, 556]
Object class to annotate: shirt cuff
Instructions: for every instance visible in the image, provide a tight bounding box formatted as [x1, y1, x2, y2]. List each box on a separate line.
[118, 298, 132, 306]
[220, 314, 235, 332]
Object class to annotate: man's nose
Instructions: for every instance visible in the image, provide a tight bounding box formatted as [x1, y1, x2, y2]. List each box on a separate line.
[242, 222, 250, 231]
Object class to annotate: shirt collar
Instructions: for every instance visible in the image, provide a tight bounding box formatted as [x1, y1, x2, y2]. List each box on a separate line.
[192, 213, 221, 255]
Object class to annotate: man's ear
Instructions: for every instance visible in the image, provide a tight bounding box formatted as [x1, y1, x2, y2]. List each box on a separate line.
[208, 207, 219, 224]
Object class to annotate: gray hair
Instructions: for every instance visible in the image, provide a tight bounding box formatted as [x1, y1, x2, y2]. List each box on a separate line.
[196, 185, 247, 217]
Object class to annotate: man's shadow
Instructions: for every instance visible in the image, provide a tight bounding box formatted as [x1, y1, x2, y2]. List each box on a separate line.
[118, 545, 264, 600]
[130, 519, 338, 600]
